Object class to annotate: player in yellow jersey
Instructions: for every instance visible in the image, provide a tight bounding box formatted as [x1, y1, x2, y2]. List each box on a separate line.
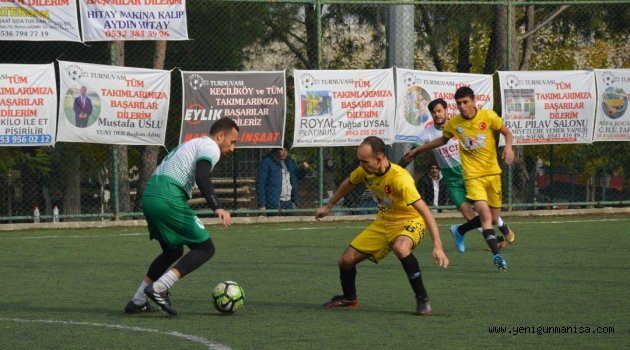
[410, 87, 514, 270]
[315, 136, 449, 316]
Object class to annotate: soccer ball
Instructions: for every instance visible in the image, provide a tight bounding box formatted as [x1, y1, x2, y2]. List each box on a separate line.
[212, 281, 244, 313]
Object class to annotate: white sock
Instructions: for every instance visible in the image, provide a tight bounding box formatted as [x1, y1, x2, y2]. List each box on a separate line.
[153, 270, 179, 293]
[131, 280, 149, 306]
[497, 217, 505, 227]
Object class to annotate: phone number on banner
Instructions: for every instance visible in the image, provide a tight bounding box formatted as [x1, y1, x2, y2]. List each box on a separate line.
[0, 135, 52, 145]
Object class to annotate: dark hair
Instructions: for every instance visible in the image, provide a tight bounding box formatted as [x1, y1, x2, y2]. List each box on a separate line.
[454, 86, 475, 100]
[361, 136, 388, 158]
[428, 162, 440, 169]
[209, 117, 239, 135]
[428, 98, 447, 113]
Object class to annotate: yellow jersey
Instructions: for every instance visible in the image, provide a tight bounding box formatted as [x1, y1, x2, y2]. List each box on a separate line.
[443, 109, 503, 180]
[349, 163, 422, 222]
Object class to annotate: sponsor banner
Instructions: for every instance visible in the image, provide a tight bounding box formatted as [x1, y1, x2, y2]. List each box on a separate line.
[293, 69, 395, 147]
[180, 71, 286, 147]
[57, 60, 170, 145]
[0, 0, 81, 42]
[79, 0, 188, 41]
[0, 64, 57, 147]
[394, 68, 493, 143]
[594, 69, 630, 141]
[499, 71, 596, 145]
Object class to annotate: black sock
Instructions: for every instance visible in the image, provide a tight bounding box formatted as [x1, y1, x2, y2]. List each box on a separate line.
[339, 266, 357, 299]
[482, 229, 500, 255]
[457, 216, 482, 236]
[498, 223, 510, 237]
[399, 254, 428, 300]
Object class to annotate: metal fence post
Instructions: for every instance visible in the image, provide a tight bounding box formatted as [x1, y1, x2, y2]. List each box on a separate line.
[506, 0, 514, 211]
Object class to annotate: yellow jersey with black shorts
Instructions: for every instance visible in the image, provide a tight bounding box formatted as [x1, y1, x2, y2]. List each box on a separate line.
[348, 164, 426, 262]
[443, 109, 503, 207]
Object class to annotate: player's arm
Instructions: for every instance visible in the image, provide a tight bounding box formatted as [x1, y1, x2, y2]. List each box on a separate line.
[195, 160, 231, 227]
[315, 178, 355, 220]
[411, 199, 449, 268]
[402, 136, 449, 165]
[498, 125, 514, 164]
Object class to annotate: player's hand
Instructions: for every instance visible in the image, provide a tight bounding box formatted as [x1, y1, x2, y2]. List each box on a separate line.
[403, 149, 416, 163]
[315, 205, 331, 221]
[502, 147, 515, 165]
[432, 248, 449, 268]
[215, 209, 231, 227]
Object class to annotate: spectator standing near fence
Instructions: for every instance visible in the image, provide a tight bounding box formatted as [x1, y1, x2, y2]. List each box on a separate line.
[256, 143, 309, 213]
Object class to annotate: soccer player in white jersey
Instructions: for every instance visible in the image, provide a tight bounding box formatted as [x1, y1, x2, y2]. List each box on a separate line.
[401, 99, 515, 254]
[124, 118, 239, 316]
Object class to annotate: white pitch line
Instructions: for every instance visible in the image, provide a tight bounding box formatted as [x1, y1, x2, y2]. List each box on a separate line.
[1, 232, 145, 240]
[0, 318, 230, 350]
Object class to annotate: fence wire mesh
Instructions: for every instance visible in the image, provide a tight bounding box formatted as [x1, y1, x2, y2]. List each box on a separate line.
[0, 0, 629, 222]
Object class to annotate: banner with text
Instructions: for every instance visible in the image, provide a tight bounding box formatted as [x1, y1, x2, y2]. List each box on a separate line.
[79, 0, 188, 41]
[594, 69, 630, 141]
[293, 69, 395, 147]
[181, 71, 286, 147]
[394, 68, 493, 144]
[498, 71, 596, 145]
[57, 61, 170, 145]
[0, 64, 57, 147]
[0, 0, 81, 42]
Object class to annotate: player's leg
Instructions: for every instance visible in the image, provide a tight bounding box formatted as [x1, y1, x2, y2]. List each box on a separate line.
[446, 179, 474, 252]
[484, 175, 507, 270]
[323, 245, 369, 309]
[496, 216, 515, 245]
[125, 240, 183, 314]
[324, 221, 384, 309]
[391, 231, 432, 316]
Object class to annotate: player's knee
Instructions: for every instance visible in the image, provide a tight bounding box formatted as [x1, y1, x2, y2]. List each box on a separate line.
[189, 239, 215, 260]
[338, 255, 355, 270]
[392, 244, 411, 259]
[164, 246, 184, 262]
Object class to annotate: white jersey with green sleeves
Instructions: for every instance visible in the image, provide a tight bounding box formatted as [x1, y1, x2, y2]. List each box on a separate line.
[413, 124, 463, 182]
[152, 136, 221, 199]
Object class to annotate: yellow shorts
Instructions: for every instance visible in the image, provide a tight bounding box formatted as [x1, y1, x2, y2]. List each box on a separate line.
[465, 174, 502, 208]
[350, 218, 425, 263]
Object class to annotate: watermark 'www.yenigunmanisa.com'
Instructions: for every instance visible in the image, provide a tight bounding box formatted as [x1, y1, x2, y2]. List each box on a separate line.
[488, 324, 615, 336]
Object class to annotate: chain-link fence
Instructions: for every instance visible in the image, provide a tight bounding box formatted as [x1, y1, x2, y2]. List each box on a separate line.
[1, 0, 629, 222]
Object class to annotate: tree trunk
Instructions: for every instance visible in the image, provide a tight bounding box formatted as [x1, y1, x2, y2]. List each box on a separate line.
[109, 41, 131, 214]
[456, 17, 472, 73]
[65, 151, 81, 218]
[519, 5, 535, 70]
[304, 3, 319, 69]
[483, 6, 507, 74]
[134, 40, 167, 211]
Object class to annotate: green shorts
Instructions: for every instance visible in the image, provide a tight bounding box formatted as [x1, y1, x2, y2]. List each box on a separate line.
[445, 178, 467, 208]
[142, 194, 209, 247]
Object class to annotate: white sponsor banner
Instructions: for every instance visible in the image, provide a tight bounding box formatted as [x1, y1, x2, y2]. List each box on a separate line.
[594, 69, 630, 142]
[498, 71, 596, 145]
[293, 69, 395, 147]
[394, 68, 493, 143]
[79, 0, 188, 42]
[0, 1, 81, 42]
[0, 64, 57, 147]
[57, 60, 170, 145]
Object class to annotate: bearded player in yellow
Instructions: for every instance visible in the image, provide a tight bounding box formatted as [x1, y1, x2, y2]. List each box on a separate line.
[316, 136, 449, 316]
[412, 86, 514, 270]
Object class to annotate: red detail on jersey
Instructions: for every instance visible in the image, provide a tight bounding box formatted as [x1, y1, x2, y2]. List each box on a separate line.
[479, 122, 487, 130]
[385, 185, 392, 194]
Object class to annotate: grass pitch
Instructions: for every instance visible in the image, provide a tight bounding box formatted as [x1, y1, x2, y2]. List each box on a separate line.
[1, 215, 628, 349]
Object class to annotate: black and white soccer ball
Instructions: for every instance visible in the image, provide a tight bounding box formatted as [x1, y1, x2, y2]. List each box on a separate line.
[212, 281, 244, 313]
